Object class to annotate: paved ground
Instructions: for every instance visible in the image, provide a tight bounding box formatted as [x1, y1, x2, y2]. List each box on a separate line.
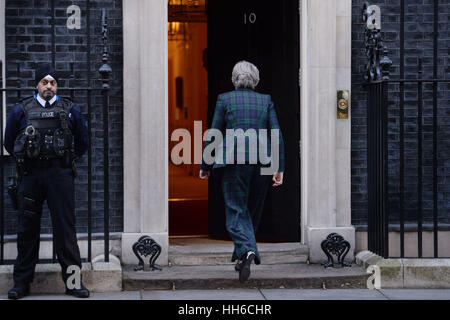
[1, 289, 450, 300]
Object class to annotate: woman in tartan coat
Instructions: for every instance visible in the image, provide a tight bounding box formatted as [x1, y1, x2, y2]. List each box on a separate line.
[199, 61, 285, 283]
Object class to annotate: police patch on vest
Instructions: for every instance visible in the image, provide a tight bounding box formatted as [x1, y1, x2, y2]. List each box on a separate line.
[41, 111, 55, 118]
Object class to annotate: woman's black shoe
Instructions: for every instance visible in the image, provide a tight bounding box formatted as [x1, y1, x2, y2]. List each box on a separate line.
[8, 284, 30, 300]
[65, 283, 90, 298]
[239, 251, 255, 283]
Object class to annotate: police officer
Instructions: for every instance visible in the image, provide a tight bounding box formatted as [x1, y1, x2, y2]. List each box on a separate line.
[4, 63, 89, 299]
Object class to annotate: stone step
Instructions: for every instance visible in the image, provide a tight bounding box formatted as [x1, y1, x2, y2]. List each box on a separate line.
[168, 242, 309, 266]
[122, 264, 369, 290]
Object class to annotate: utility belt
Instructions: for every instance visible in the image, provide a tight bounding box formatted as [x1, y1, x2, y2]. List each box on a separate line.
[22, 156, 76, 173]
[27, 157, 67, 169]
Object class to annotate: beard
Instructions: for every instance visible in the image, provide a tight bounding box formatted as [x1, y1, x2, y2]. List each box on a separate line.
[41, 90, 55, 100]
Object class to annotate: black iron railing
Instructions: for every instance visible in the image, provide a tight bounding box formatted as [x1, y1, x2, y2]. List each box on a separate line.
[383, 64, 450, 258]
[363, 1, 450, 258]
[363, 1, 391, 258]
[0, 8, 111, 265]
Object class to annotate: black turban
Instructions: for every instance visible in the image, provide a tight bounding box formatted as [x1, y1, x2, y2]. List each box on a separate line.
[35, 63, 58, 86]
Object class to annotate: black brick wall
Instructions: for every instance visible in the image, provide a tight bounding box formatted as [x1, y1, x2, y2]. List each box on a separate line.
[3, 0, 123, 235]
[351, 0, 450, 227]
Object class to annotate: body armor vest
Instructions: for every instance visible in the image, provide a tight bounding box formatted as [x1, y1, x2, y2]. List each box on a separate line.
[13, 97, 75, 160]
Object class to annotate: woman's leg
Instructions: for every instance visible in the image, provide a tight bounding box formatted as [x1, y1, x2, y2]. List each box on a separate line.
[248, 166, 272, 234]
[222, 164, 261, 264]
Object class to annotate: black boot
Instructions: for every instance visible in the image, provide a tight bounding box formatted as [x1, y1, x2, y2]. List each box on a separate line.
[65, 283, 90, 298]
[239, 251, 255, 283]
[8, 284, 30, 300]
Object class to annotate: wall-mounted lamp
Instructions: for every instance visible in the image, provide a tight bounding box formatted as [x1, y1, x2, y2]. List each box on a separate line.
[168, 22, 181, 36]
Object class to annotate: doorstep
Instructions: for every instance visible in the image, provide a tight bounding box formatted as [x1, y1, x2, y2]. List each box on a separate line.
[122, 263, 369, 290]
[168, 240, 309, 266]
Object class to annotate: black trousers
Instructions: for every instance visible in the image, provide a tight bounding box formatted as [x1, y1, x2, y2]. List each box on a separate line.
[13, 164, 82, 286]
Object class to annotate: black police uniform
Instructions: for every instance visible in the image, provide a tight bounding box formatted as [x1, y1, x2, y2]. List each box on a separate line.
[4, 94, 88, 287]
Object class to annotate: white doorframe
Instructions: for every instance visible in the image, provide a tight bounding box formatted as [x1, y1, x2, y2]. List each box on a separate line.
[300, 0, 308, 245]
[0, 0, 6, 152]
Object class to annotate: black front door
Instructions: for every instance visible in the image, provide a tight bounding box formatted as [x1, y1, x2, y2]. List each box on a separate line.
[206, 0, 300, 242]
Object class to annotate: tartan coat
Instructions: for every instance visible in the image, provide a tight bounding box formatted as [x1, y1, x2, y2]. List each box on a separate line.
[201, 88, 285, 173]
